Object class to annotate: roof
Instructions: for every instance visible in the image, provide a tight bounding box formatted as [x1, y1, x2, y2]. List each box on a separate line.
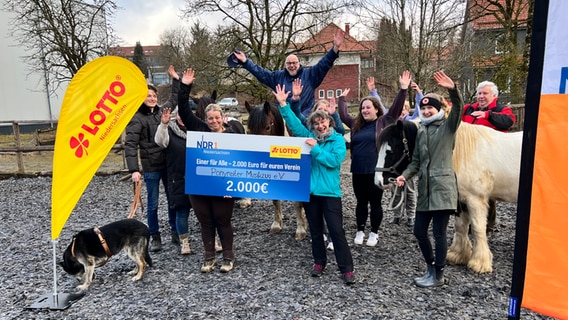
[296, 23, 375, 54]
[108, 45, 163, 57]
[469, 0, 529, 30]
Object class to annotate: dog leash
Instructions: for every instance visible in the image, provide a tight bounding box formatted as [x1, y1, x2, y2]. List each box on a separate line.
[94, 227, 112, 267]
[128, 180, 144, 218]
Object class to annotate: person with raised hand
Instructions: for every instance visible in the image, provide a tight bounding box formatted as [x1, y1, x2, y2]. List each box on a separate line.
[395, 71, 464, 288]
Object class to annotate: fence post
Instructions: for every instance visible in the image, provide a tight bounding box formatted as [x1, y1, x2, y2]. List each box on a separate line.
[12, 122, 25, 173]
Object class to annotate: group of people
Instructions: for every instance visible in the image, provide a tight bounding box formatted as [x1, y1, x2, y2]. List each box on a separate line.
[123, 26, 516, 286]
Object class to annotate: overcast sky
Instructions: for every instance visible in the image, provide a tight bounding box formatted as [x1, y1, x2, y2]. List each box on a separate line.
[113, 0, 192, 46]
[112, 0, 365, 47]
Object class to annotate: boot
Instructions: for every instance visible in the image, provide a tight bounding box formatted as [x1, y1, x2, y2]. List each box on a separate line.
[413, 263, 435, 284]
[180, 234, 191, 255]
[150, 233, 162, 252]
[415, 266, 445, 288]
[171, 231, 180, 245]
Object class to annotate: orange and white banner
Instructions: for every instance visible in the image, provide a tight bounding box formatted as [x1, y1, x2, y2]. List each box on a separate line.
[51, 56, 146, 239]
[509, 1, 568, 319]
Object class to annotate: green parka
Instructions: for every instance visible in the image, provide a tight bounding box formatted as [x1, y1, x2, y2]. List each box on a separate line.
[401, 87, 463, 212]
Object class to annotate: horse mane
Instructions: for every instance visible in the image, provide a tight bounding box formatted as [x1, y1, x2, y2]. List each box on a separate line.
[193, 90, 218, 121]
[245, 101, 286, 136]
[453, 122, 493, 174]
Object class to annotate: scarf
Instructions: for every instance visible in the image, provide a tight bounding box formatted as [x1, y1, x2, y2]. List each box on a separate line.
[313, 127, 335, 143]
[419, 109, 445, 126]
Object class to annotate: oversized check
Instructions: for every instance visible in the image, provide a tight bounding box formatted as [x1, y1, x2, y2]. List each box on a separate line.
[185, 132, 312, 201]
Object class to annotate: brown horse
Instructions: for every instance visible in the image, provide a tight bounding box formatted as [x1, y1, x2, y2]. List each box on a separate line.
[241, 101, 307, 240]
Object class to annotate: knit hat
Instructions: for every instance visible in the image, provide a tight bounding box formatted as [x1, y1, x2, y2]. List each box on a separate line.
[420, 96, 442, 111]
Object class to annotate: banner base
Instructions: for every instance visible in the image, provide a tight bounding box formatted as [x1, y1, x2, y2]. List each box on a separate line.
[26, 292, 85, 310]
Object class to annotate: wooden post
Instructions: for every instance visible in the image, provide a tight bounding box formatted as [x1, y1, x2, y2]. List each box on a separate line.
[12, 122, 24, 173]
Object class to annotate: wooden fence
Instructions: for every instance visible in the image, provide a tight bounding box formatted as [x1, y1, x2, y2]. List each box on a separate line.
[0, 120, 124, 175]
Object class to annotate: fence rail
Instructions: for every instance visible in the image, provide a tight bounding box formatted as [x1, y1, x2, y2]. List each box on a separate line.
[0, 120, 125, 175]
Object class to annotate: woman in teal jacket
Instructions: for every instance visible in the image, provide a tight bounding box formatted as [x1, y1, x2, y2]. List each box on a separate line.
[273, 83, 355, 285]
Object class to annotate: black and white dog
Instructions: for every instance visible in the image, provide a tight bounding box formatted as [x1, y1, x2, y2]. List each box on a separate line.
[60, 219, 152, 290]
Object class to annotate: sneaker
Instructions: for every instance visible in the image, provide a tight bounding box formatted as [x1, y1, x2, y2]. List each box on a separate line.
[366, 232, 379, 247]
[200, 259, 217, 273]
[354, 231, 365, 245]
[341, 271, 356, 285]
[406, 217, 415, 227]
[323, 234, 328, 242]
[219, 259, 234, 273]
[180, 235, 191, 255]
[171, 232, 180, 245]
[327, 241, 334, 251]
[215, 236, 223, 252]
[149, 233, 162, 252]
[311, 264, 325, 277]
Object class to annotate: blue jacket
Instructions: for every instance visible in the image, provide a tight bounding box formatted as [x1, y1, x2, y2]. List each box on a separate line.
[280, 104, 346, 198]
[242, 49, 339, 117]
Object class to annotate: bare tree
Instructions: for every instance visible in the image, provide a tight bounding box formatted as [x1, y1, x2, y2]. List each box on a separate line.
[464, 0, 532, 103]
[355, 0, 465, 98]
[3, 0, 117, 93]
[180, 0, 358, 102]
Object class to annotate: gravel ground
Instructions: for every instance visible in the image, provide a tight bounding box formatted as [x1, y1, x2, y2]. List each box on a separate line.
[0, 159, 554, 320]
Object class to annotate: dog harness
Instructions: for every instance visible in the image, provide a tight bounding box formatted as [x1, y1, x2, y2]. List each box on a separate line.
[71, 227, 113, 267]
[93, 227, 112, 267]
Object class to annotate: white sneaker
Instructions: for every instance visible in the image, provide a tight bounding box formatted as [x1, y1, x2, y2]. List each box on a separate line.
[327, 241, 334, 251]
[354, 231, 365, 245]
[366, 232, 379, 247]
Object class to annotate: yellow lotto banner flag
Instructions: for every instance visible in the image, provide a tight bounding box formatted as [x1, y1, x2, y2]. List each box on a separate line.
[51, 56, 147, 240]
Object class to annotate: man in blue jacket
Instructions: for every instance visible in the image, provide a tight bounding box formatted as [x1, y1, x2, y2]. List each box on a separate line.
[231, 29, 344, 117]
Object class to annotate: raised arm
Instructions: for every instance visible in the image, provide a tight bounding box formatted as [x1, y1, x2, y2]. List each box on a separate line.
[433, 71, 463, 132]
[273, 84, 310, 138]
[177, 68, 209, 132]
[337, 88, 354, 129]
[385, 71, 411, 121]
[290, 79, 308, 125]
[161, 65, 180, 109]
[155, 107, 171, 148]
[366, 77, 386, 113]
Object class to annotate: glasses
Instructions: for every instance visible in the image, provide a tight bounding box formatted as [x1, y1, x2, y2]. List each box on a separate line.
[286, 61, 299, 65]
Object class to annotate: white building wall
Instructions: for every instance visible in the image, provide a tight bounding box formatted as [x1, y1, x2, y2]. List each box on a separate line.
[0, 9, 65, 122]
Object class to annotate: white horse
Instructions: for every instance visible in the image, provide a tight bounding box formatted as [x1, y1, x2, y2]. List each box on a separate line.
[375, 120, 522, 273]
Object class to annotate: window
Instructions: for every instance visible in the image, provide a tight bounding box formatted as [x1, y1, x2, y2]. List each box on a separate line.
[318, 90, 325, 99]
[494, 34, 505, 55]
[327, 90, 334, 98]
[361, 59, 374, 69]
[336, 89, 343, 97]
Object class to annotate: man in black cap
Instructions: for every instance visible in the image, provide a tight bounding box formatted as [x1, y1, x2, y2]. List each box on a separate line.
[229, 29, 344, 118]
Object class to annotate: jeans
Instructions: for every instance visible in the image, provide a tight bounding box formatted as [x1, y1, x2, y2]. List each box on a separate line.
[175, 206, 190, 235]
[144, 170, 176, 235]
[304, 195, 353, 274]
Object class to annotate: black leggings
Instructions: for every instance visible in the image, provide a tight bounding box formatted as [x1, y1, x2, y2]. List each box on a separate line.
[352, 173, 383, 233]
[413, 210, 451, 268]
[189, 195, 235, 261]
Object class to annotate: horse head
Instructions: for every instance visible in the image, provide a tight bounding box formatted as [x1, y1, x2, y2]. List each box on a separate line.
[193, 90, 218, 121]
[375, 120, 419, 189]
[245, 101, 285, 136]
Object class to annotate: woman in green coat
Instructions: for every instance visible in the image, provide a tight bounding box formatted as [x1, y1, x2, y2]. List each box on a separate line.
[395, 71, 463, 288]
